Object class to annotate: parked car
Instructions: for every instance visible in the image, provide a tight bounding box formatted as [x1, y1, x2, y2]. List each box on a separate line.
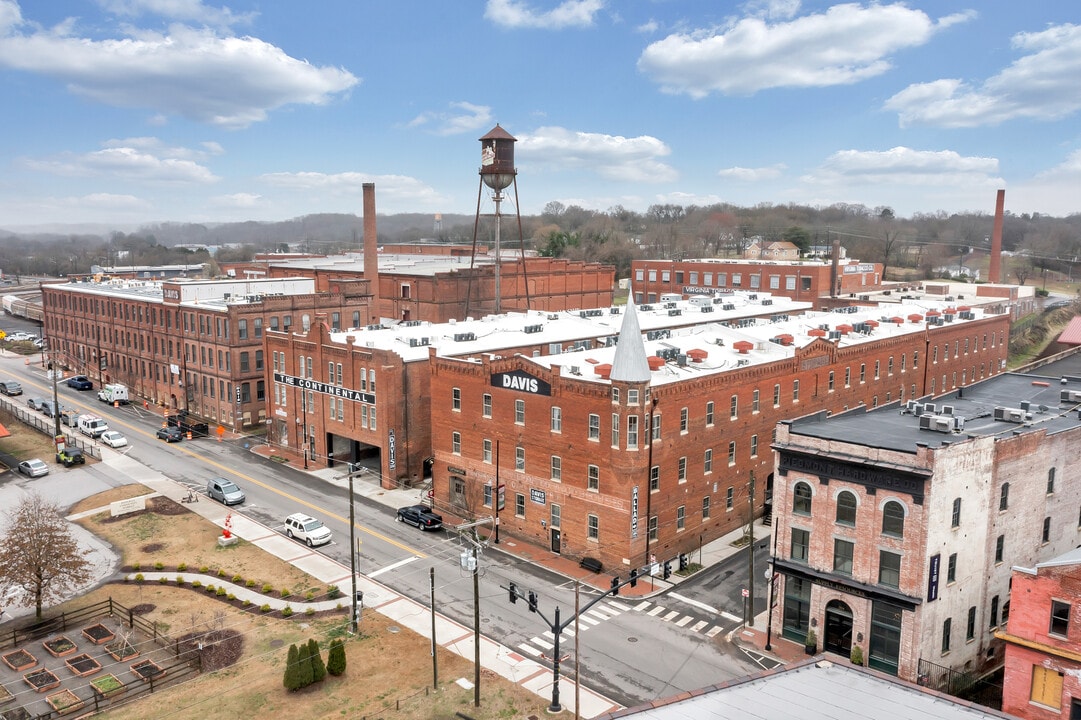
[396, 505, 444, 531]
[156, 426, 183, 443]
[0, 381, 22, 396]
[100, 430, 128, 448]
[207, 478, 245, 505]
[283, 513, 332, 547]
[66, 375, 93, 390]
[6, 332, 33, 342]
[60, 408, 81, 427]
[41, 401, 61, 418]
[56, 446, 84, 467]
[26, 397, 49, 411]
[16, 458, 49, 477]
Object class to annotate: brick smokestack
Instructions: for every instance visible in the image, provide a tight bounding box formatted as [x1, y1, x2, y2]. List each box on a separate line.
[363, 183, 379, 315]
[989, 189, 1005, 283]
[830, 235, 841, 297]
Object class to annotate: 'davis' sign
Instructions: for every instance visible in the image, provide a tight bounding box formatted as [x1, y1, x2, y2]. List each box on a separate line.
[273, 372, 376, 404]
[491, 370, 551, 396]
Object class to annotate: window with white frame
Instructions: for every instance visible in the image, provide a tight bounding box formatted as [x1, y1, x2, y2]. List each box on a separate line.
[587, 514, 599, 540]
[611, 413, 619, 447]
[451, 431, 461, 455]
[588, 413, 600, 440]
[551, 406, 562, 432]
[704, 448, 713, 473]
[551, 456, 562, 481]
[515, 399, 525, 424]
[483, 394, 492, 417]
[587, 465, 599, 491]
[515, 446, 525, 471]
[680, 407, 688, 432]
[677, 505, 685, 530]
[728, 441, 736, 465]
[706, 401, 714, 426]
[678, 456, 687, 483]
[483, 439, 492, 463]
[452, 387, 461, 411]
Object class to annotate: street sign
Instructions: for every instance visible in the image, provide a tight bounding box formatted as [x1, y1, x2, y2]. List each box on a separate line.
[741, 588, 749, 598]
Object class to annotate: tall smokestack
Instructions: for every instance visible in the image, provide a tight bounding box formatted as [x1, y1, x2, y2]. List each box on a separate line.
[989, 189, 1005, 283]
[363, 183, 379, 317]
[830, 234, 841, 297]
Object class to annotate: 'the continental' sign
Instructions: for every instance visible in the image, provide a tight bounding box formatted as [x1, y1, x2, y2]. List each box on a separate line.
[491, 370, 551, 396]
[273, 373, 375, 404]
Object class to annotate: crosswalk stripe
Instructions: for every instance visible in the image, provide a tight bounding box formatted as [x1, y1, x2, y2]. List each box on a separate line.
[675, 615, 694, 627]
[532, 636, 553, 650]
[542, 631, 554, 640]
[690, 620, 709, 632]
[586, 609, 610, 622]
[647, 606, 666, 617]
[633, 601, 652, 612]
[608, 600, 632, 612]
[579, 614, 600, 626]
[518, 644, 541, 657]
[721, 611, 742, 623]
[662, 611, 680, 622]
[705, 625, 724, 638]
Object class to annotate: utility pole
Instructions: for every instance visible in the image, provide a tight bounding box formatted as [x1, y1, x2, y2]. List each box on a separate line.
[430, 567, 438, 689]
[747, 470, 755, 628]
[456, 517, 493, 709]
[347, 465, 361, 634]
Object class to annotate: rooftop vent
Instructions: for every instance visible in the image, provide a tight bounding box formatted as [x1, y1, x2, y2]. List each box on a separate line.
[919, 414, 963, 433]
[408, 337, 430, 347]
[453, 332, 476, 342]
[523, 324, 543, 334]
[1060, 389, 1081, 403]
[994, 406, 1031, 423]
[668, 309, 682, 316]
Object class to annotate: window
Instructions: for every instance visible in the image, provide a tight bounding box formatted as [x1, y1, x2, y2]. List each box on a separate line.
[995, 535, 1004, 563]
[628, 389, 639, 405]
[451, 431, 461, 455]
[483, 439, 492, 463]
[238, 319, 248, 340]
[677, 456, 687, 482]
[550, 456, 562, 481]
[730, 394, 738, 419]
[1048, 467, 1056, 494]
[878, 550, 901, 588]
[650, 466, 660, 492]
[728, 440, 736, 465]
[1043, 516, 1052, 544]
[750, 434, 758, 457]
[587, 514, 599, 540]
[452, 387, 461, 411]
[828, 371, 835, 391]
[515, 446, 525, 471]
[588, 413, 600, 440]
[483, 484, 492, 507]
[888, 357, 894, 375]
[611, 413, 619, 447]
[860, 363, 866, 382]
[989, 596, 1000, 628]
[702, 496, 711, 519]
[844, 367, 851, 387]
[773, 383, 780, 407]
[550, 504, 561, 529]
[704, 448, 713, 474]
[515, 399, 525, 424]
[752, 389, 760, 412]
[515, 493, 525, 518]
[652, 412, 661, 440]
[874, 360, 880, 379]
[1030, 666, 1063, 710]
[648, 516, 658, 542]
[941, 618, 951, 653]
[834, 539, 854, 575]
[882, 501, 905, 537]
[551, 406, 562, 432]
[783, 576, 811, 640]
[947, 553, 957, 583]
[836, 491, 857, 525]
[999, 483, 1009, 511]
[706, 401, 714, 425]
[793, 482, 812, 515]
[627, 415, 639, 449]
[1050, 600, 1071, 637]
[482, 394, 492, 417]
[792, 380, 799, 402]
[726, 486, 734, 510]
[967, 606, 977, 640]
[588, 465, 599, 491]
[680, 407, 688, 432]
[791, 528, 810, 562]
[676, 505, 685, 530]
[239, 352, 250, 372]
[951, 498, 962, 528]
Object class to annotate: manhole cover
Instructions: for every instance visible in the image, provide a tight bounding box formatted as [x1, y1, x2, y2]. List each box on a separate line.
[482, 617, 490, 623]
[388, 625, 400, 634]
[627, 637, 639, 643]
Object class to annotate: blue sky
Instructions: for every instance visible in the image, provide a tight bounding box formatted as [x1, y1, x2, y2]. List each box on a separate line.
[1, 0, 1079, 230]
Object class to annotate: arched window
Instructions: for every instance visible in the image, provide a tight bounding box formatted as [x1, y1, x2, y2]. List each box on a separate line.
[793, 482, 812, 516]
[836, 491, 857, 525]
[882, 501, 905, 538]
[999, 483, 1009, 511]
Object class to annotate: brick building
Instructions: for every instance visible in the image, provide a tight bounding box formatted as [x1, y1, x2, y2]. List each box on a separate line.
[41, 277, 370, 430]
[769, 372, 1081, 682]
[632, 257, 883, 304]
[999, 549, 1081, 719]
[428, 300, 1007, 573]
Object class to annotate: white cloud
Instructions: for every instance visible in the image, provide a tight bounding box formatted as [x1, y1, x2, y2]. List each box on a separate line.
[22, 139, 220, 184]
[885, 23, 1081, 128]
[636, 19, 658, 34]
[638, 3, 972, 98]
[209, 192, 262, 208]
[96, 0, 257, 28]
[718, 164, 786, 181]
[485, 0, 604, 30]
[0, 0, 23, 34]
[805, 147, 1001, 186]
[0, 11, 358, 128]
[407, 102, 492, 135]
[517, 126, 677, 183]
[259, 171, 448, 209]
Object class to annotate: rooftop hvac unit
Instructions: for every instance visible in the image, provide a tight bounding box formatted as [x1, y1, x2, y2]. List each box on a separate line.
[223, 292, 232, 300]
[736, 359, 750, 366]
[523, 324, 543, 334]
[762, 299, 773, 305]
[828, 331, 841, 340]
[453, 332, 476, 342]
[722, 304, 735, 311]
[569, 366, 582, 376]
[402, 320, 421, 327]
[748, 294, 758, 300]
[664, 302, 677, 309]
[941, 405, 955, 416]
[668, 309, 682, 316]
[919, 414, 961, 433]
[924, 403, 937, 414]
[860, 295, 870, 301]
[677, 354, 688, 367]
[700, 305, 714, 313]
[903, 400, 918, 413]
[993, 407, 1030, 423]
[1060, 389, 1081, 403]
[640, 304, 654, 311]
[366, 323, 383, 331]
[408, 337, 430, 347]
[604, 336, 618, 347]
[548, 314, 559, 320]
[714, 297, 726, 304]
[714, 338, 725, 346]
[1020, 400, 1031, 411]
[610, 307, 621, 314]
[912, 403, 924, 416]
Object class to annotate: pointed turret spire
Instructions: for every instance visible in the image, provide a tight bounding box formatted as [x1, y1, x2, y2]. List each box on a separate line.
[609, 300, 651, 383]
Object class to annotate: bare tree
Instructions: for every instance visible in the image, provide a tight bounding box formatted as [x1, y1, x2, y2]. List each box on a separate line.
[0, 493, 92, 618]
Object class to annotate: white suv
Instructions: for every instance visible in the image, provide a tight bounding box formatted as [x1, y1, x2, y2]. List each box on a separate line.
[284, 513, 332, 547]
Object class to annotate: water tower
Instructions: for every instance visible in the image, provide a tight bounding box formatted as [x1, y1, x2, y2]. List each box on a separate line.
[470, 124, 528, 315]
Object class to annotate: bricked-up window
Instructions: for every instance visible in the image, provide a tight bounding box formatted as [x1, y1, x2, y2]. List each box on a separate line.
[836, 491, 857, 525]
[451, 432, 461, 455]
[515, 399, 525, 424]
[452, 388, 461, 411]
[730, 394, 738, 419]
[678, 457, 687, 482]
[483, 439, 492, 463]
[989, 595, 1000, 628]
[588, 413, 600, 440]
[999, 483, 1010, 511]
[967, 606, 977, 640]
[515, 493, 525, 518]
[551, 406, 562, 432]
[1043, 517, 1052, 543]
[773, 384, 781, 407]
[941, 618, 951, 654]
[995, 535, 1004, 563]
[611, 413, 620, 447]
[680, 407, 688, 432]
[588, 465, 599, 491]
[1048, 468, 1056, 494]
[650, 465, 660, 491]
[704, 449, 713, 474]
[677, 505, 685, 530]
[483, 394, 492, 418]
[1030, 666, 1064, 710]
[750, 434, 759, 458]
[882, 501, 905, 538]
[551, 456, 562, 481]
[752, 389, 760, 412]
[790, 528, 809, 562]
[648, 516, 658, 542]
[951, 498, 962, 527]
[706, 401, 714, 426]
[627, 415, 639, 449]
[515, 445, 525, 472]
[587, 514, 599, 540]
[702, 496, 711, 519]
[834, 539, 854, 575]
[878, 550, 901, 588]
[792, 380, 800, 402]
[1050, 600, 1071, 637]
[728, 440, 736, 465]
[793, 482, 812, 516]
[947, 553, 957, 583]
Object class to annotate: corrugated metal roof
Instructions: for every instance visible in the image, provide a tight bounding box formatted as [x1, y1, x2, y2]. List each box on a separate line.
[1058, 316, 1081, 345]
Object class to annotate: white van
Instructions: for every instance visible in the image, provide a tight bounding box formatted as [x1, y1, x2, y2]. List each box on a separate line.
[78, 415, 109, 438]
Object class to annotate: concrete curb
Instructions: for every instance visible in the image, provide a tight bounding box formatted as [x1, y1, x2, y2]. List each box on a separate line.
[121, 572, 347, 612]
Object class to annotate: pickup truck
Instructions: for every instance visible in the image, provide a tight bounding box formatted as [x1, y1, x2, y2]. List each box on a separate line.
[167, 411, 209, 438]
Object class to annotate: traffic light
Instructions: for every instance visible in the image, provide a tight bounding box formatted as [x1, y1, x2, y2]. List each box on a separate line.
[527, 590, 538, 612]
[509, 582, 517, 604]
[630, 568, 638, 588]
[663, 561, 672, 580]
[610, 576, 620, 595]
[678, 553, 688, 572]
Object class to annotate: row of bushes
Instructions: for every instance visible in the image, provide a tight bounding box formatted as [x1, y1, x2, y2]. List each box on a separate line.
[128, 563, 340, 601]
[129, 574, 345, 617]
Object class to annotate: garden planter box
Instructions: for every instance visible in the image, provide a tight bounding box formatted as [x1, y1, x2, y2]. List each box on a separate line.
[0, 682, 13, 705]
[65, 653, 102, 677]
[46, 688, 86, 716]
[23, 668, 60, 693]
[130, 659, 165, 682]
[81, 623, 115, 646]
[42, 635, 78, 658]
[105, 642, 139, 662]
[1, 649, 37, 672]
[91, 673, 126, 700]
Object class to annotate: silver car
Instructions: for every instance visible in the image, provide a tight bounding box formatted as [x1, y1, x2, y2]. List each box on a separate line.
[207, 477, 245, 505]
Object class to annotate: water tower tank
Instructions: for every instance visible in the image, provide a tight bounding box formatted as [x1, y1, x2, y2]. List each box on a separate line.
[479, 124, 516, 191]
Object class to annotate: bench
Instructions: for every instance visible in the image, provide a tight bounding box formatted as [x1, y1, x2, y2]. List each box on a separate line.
[578, 557, 603, 573]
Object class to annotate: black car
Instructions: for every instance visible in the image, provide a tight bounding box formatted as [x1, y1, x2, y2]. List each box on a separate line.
[156, 426, 183, 443]
[66, 375, 93, 390]
[396, 505, 444, 531]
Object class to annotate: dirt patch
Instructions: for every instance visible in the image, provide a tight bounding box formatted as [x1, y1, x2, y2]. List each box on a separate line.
[178, 629, 243, 672]
[147, 496, 189, 516]
[140, 543, 164, 553]
[129, 604, 155, 616]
